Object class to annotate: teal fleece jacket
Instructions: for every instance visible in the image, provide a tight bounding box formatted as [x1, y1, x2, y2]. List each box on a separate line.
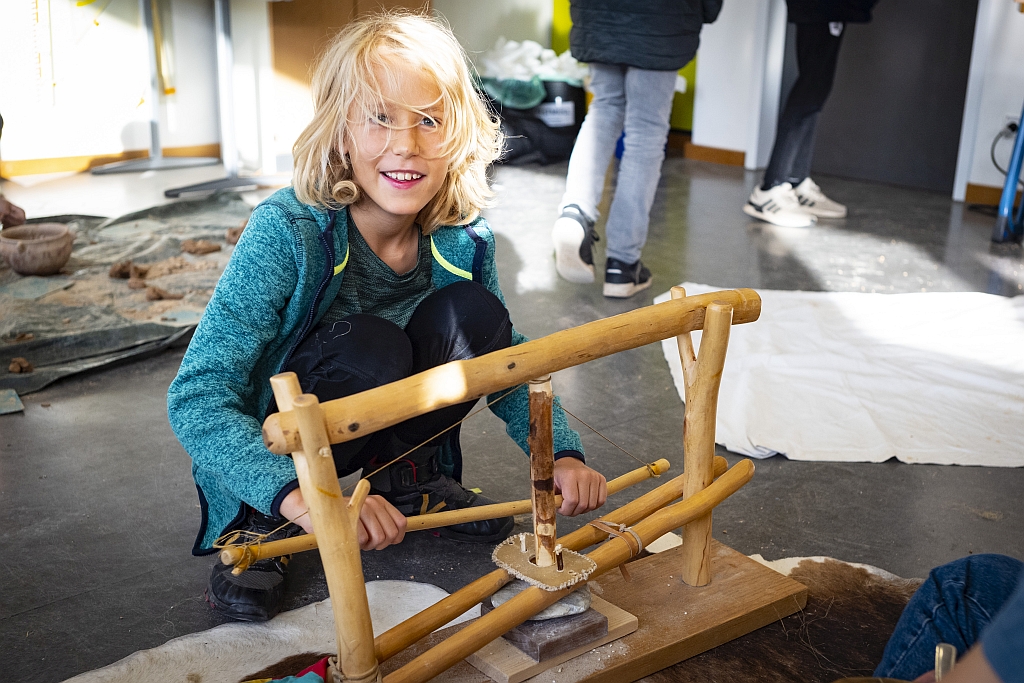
[167, 188, 584, 554]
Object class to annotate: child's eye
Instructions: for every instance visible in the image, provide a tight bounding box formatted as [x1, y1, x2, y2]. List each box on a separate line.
[421, 116, 438, 128]
[374, 113, 389, 125]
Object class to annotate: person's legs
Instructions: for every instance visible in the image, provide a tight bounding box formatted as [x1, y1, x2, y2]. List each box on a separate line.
[208, 289, 514, 620]
[553, 64, 626, 283]
[285, 314, 414, 473]
[393, 280, 513, 447]
[747, 22, 844, 226]
[603, 67, 676, 266]
[368, 281, 516, 542]
[875, 554, 1024, 680]
[207, 315, 414, 621]
[599, 67, 676, 298]
[559, 64, 626, 222]
[285, 285, 512, 483]
[762, 22, 844, 190]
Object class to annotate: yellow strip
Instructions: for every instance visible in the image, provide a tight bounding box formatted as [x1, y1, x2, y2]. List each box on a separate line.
[0, 144, 220, 177]
[333, 245, 350, 276]
[430, 235, 472, 280]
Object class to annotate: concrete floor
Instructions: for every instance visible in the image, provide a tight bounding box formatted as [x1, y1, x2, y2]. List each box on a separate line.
[2, 158, 1023, 682]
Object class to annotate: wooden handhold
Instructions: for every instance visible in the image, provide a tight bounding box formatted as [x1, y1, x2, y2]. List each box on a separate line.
[220, 459, 672, 570]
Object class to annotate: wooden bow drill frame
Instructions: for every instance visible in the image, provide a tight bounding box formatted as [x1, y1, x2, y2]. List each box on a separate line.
[258, 288, 807, 683]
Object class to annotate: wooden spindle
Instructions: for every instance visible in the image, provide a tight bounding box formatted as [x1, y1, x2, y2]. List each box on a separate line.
[528, 376, 556, 568]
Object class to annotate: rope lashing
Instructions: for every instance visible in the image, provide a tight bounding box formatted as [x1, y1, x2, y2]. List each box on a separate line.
[588, 519, 645, 582]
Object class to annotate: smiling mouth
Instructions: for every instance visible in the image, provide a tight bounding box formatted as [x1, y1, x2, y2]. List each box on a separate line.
[382, 171, 424, 181]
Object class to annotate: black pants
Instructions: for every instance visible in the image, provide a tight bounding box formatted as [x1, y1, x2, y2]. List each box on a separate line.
[284, 281, 513, 481]
[762, 22, 845, 190]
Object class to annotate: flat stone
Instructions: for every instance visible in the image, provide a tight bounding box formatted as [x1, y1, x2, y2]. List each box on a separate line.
[491, 579, 592, 620]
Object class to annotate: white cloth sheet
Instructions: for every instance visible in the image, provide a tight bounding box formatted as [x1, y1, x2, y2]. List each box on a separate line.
[656, 284, 1024, 467]
[63, 580, 479, 683]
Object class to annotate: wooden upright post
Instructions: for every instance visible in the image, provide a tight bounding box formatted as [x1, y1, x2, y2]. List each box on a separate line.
[271, 374, 379, 683]
[672, 288, 733, 587]
[528, 376, 556, 567]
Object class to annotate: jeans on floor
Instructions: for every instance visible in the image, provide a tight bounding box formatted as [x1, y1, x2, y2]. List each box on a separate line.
[762, 22, 845, 190]
[559, 63, 677, 265]
[874, 554, 1023, 680]
[282, 281, 513, 479]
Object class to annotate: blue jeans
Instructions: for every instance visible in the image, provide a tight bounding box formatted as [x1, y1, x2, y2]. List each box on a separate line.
[874, 554, 1023, 680]
[560, 63, 677, 265]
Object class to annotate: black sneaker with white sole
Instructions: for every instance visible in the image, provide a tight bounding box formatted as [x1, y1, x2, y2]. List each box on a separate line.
[367, 455, 514, 544]
[552, 204, 600, 284]
[206, 508, 302, 622]
[603, 257, 652, 298]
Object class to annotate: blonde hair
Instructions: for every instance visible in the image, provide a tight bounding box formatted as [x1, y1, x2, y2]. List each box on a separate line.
[292, 12, 503, 233]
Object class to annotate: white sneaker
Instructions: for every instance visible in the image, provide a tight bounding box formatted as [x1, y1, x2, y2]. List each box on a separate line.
[743, 182, 816, 228]
[552, 205, 599, 284]
[794, 177, 847, 218]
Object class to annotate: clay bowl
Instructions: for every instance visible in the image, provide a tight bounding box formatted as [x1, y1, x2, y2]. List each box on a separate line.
[0, 223, 75, 276]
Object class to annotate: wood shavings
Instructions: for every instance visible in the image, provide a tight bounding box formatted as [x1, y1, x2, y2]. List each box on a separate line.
[181, 239, 221, 255]
[146, 286, 184, 301]
[226, 224, 245, 245]
[108, 260, 132, 278]
[8, 357, 34, 373]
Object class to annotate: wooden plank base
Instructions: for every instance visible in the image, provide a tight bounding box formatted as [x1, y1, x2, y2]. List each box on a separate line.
[479, 598, 609, 661]
[467, 596, 636, 683]
[379, 541, 807, 683]
[561, 540, 808, 682]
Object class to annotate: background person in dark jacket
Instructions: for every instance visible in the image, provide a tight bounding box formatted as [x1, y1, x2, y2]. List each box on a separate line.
[744, 0, 877, 228]
[552, 0, 722, 298]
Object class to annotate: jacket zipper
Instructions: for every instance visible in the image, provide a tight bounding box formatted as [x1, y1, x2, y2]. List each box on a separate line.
[279, 211, 337, 371]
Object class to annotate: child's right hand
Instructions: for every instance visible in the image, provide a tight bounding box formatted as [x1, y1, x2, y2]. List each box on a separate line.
[356, 495, 408, 550]
[279, 487, 407, 551]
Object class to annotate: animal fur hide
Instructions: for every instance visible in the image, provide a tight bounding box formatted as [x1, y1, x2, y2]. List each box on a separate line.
[62, 551, 920, 683]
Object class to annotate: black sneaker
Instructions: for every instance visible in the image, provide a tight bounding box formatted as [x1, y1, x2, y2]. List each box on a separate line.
[553, 204, 600, 284]
[603, 257, 652, 298]
[206, 508, 301, 622]
[367, 457, 515, 544]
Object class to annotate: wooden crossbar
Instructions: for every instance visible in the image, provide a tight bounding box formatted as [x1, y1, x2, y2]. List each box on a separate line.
[262, 289, 760, 455]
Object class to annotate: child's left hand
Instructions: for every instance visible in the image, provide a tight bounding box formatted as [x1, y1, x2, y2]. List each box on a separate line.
[553, 457, 607, 516]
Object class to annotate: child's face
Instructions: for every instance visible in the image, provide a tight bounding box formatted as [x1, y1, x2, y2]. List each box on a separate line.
[346, 65, 448, 229]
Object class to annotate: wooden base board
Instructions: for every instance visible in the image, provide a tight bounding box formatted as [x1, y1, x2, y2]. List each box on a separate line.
[467, 596, 637, 683]
[379, 541, 807, 683]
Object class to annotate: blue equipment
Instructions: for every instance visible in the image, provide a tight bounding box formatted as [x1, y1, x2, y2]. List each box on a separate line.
[992, 99, 1024, 243]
